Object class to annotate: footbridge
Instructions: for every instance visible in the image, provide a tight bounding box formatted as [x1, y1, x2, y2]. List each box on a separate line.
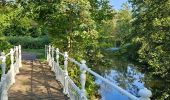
[0, 45, 152, 100]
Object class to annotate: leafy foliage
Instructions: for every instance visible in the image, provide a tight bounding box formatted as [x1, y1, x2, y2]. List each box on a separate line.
[0, 1, 46, 37]
[1, 0, 169, 99]
[129, 0, 170, 99]
[115, 3, 132, 44]
[0, 37, 11, 52]
[3, 17, 44, 37]
[20, 0, 99, 99]
[7, 36, 49, 49]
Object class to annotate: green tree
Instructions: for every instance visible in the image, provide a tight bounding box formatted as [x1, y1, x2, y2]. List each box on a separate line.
[89, 0, 116, 48]
[20, 0, 99, 99]
[129, 0, 170, 99]
[18, 0, 132, 99]
[0, 2, 14, 51]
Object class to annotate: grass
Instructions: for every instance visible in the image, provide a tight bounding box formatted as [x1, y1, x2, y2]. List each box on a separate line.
[23, 49, 46, 61]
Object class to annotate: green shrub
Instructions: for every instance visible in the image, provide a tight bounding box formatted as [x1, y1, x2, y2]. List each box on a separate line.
[0, 37, 11, 52]
[7, 36, 49, 49]
[111, 42, 141, 62]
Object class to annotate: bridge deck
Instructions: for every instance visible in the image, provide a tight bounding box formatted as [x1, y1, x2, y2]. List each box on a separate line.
[8, 59, 68, 100]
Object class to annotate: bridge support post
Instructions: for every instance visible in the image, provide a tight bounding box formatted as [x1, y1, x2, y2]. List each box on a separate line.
[80, 60, 87, 100]
[138, 88, 152, 100]
[63, 52, 68, 95]
[19, 45, 22, 68]
[10, 48, 15, 84]
[55, 48, 59, 80]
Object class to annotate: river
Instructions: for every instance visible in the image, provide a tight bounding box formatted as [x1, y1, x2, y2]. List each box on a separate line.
[95, 58, 149, 100]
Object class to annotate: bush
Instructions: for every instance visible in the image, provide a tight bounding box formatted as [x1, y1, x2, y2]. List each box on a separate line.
[111, 42, 141, 62]
[0, 37, 11, 52]
[7, 36, 49, 49]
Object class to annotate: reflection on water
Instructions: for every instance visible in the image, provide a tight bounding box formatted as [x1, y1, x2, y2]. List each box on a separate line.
[95, 64, 147, 100]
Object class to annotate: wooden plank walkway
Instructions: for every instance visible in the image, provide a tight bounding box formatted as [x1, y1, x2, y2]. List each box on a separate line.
[8, 54, 68, 100]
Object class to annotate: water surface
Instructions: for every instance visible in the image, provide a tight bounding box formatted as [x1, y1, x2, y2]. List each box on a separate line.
[95, 59, 148, 100]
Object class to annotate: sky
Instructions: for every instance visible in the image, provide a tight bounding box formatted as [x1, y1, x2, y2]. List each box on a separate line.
[109, 0, 128, 10]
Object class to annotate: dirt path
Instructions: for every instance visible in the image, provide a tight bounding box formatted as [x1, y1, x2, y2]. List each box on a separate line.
[8, 53, 68, 100]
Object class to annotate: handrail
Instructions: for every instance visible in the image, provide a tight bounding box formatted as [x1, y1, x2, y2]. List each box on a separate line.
[58, 52, 64, 56]
[67, 57, 81, 67]
[82, 65, 138, 100]
[0, 45, 22, 100]
[58, 52, 83, 66]
[1, 49, 17, 58]
[46, 45, 152, 100]
[5, 53, 11, 57]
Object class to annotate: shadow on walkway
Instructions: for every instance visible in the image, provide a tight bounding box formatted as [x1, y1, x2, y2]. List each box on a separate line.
[8, 53, 68, 100]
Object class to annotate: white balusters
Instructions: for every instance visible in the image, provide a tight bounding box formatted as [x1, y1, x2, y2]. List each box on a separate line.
[80, 60, 87, 100]
[0, 52, 6, 82]
[15, 46, 19, 74]
[0, 45, 22, 100]
[55, 48, 59, 80]
[0, 52, 7, 100]
[10, 49, 15, 84]
[63, 52, 68, 95]
[19, 45, 22, 68]
[46, 45, 49, 61]
[48, 45, 52, 66]
[138, 88, 152, 100]
[51, 46, 55, 71]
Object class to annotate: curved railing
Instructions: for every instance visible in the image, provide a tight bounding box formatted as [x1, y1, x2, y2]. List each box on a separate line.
[0, 45, 22, 100]
[45, 45, 152, 100]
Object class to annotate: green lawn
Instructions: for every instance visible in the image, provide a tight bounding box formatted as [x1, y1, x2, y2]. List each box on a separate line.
[23, 49, 46, 61]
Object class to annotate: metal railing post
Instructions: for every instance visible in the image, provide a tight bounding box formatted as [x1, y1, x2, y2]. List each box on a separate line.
[138, 88, 152, 100]
[80, 60, 87, 100]
[63, 52, 68, 95]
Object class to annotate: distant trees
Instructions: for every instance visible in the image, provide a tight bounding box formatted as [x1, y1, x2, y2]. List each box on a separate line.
[114, 3, 132, 44]
[90, 0, 116, 48]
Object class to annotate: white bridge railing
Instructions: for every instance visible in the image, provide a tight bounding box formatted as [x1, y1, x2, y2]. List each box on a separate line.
[0, 45, 22, 100]
[46, 45, 152, 100]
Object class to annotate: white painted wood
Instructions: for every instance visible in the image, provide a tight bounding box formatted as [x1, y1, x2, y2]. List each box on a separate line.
[0, 45, 22, 100]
